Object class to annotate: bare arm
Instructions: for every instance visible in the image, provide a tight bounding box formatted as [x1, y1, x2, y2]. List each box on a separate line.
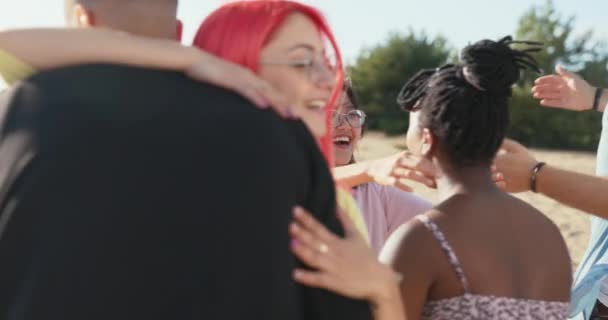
[332, 160, 375, 189]
[0, 28, 289, 114]
[0, 28, 201, 72]
[333, 152, 503, 192]
[536, 165, 608, 217]
[495, 138, 608, 217]
[332, 152, 436, 192]
[533, 64, 607, 112]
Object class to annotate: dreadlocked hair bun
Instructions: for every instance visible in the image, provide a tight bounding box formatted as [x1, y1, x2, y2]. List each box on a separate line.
[459, 36, 542, 95]
[397, 35, 542, 167]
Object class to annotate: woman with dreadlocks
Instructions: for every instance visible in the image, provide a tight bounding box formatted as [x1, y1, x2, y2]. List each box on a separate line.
[288, 36, 572, 320]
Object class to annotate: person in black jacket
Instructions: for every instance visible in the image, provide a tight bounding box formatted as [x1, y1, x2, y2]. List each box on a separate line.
[0, 64, 371, 320]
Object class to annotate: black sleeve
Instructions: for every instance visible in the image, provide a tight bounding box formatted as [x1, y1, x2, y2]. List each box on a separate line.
[287, 121, 373, 320]
[0, 64, 371, 320]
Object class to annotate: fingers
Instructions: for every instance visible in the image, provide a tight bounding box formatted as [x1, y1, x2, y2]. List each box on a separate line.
[252, 80, 294, 118]
[370, 174, 397, 187]
[532, 85, 565, 100]
[290, 224, 334, 271]
[391, 167, 435, 188]
[293, 207, 337, 244]
[398, 153, 436, 177]
[492, 171, 504, 183]
[192, 56, 296, 119]
[240, 86, 270, 109]
[534, 74, 566, 86]
[293, 269, 337, 291]
[495, 180, 507, 191]
[393, 179, 415, 192]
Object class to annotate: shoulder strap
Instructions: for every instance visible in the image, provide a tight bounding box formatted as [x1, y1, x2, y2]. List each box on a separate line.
[416, 214, 470, 293]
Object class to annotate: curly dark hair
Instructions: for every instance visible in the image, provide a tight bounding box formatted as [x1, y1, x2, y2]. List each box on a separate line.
[396, 36, 542, 167]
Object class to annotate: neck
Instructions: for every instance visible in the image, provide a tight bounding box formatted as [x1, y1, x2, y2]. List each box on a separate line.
[434, 160, 499, 202]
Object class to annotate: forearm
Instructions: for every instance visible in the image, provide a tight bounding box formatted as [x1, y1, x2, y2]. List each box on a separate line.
[371, 287, 407, 320]
[0, 28, 202, 72]
[333, 161, 373, 188]
[537, 165, 608, 217]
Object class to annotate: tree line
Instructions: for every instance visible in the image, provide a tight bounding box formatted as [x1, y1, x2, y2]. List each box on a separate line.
[348, 0, 607, 150]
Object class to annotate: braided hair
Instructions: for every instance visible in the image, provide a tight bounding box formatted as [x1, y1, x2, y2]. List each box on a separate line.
[397, 36, 542, 167]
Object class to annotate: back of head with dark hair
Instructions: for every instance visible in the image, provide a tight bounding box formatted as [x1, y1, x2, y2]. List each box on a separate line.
[397, 36, 542, 167]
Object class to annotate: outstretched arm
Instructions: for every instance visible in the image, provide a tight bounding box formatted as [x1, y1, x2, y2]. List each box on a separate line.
[495, 138, 608, 217]
[333, 152, 503, 191]
[533, 64, 607, 112]
[0, 28, 199, 72]
[332, 152, 436, 192]
[536, 165, 608, 217]
[0, 28, 288, 114]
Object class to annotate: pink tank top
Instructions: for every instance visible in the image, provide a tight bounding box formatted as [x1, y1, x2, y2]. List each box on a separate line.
[416, 215, 569, 320]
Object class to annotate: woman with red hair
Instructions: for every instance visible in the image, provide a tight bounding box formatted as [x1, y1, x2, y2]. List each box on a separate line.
[193, 0, 342, 163]
[0, 0, 371, 234]
[0, 1, 408, 317]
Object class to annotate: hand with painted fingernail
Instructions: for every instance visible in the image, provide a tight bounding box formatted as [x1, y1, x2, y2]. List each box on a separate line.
[185, 51, 292, 118]
[289, 206, 403, 309]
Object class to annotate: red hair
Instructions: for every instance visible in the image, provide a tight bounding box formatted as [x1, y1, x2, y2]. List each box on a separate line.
[192, 0, 344, 165]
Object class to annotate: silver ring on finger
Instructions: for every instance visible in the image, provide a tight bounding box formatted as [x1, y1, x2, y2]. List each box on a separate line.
[318, 243, 329, 254]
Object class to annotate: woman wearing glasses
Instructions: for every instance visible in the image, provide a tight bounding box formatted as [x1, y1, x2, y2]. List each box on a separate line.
[333, 82, 432, 253]
[289, 37, 572, 320]
[0, 0, 441, 247]
[0, 1, 374, 239]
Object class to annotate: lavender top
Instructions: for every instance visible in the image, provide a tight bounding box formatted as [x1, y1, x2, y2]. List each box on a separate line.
[352, 182, 432, 253]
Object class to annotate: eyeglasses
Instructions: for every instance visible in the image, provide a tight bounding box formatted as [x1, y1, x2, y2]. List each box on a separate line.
[332, 109, 366, 128]
[261, 51, 337, 82]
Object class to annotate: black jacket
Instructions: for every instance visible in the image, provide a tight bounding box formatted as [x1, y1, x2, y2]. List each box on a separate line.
[0, 65, 371, 320]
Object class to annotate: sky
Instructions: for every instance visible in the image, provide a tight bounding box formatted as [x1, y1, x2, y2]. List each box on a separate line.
[0, 0, 607, 89]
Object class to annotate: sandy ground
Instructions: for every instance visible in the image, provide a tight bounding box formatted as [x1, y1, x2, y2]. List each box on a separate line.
[356, 132, 597, 269]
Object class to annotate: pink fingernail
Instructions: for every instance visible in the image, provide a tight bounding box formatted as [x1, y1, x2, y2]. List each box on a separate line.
[293, 207, 304, 217]
[286, 107, 296, 119]
[291, 239, 299, 248]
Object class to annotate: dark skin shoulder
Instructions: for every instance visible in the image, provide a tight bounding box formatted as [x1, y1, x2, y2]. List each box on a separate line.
[381, 190, 571, 319]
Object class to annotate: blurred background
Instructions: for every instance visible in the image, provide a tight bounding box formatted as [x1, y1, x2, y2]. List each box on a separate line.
[2, 0, 606, 150]
[1, 0, 604, 266]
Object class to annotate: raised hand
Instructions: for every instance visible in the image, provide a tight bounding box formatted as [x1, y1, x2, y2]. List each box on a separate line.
[366, 151, 436, 192]
[494, 138, 539, 193]
[532, 64, 595, 111]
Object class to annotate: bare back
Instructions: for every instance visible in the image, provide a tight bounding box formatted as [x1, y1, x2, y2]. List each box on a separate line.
[420, 191, 570, 301]
[381, 190, 572, 319]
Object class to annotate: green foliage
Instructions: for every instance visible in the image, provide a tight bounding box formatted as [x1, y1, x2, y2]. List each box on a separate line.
[509, 0, 606, 149]
[348, 0, 607, 150]
[347, 31, 451, 134]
